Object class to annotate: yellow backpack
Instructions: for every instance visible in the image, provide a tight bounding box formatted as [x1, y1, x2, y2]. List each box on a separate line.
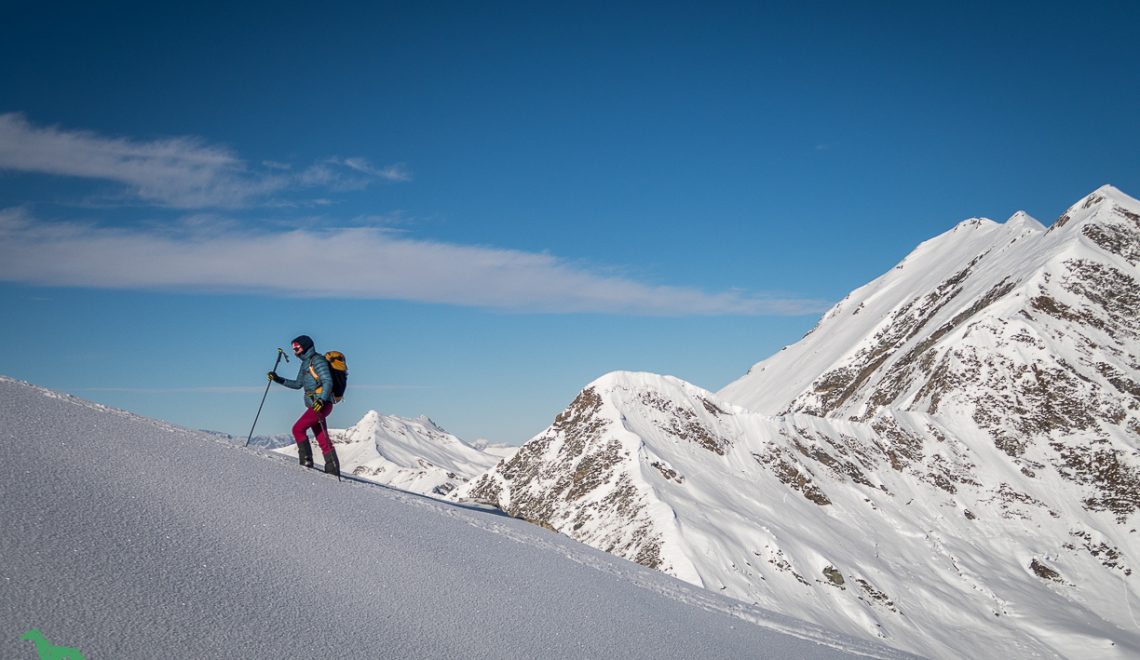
[308, 351, 349, 402]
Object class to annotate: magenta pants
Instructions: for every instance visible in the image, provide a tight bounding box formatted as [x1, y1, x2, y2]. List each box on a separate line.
[292, 402, 334, 454]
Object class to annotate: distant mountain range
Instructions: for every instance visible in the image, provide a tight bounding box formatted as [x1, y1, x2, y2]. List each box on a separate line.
[278, 411, 506, 496]
[448, 185, 1140, 659]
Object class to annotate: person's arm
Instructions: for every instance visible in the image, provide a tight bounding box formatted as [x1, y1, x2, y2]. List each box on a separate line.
[277, 363, 304, 390]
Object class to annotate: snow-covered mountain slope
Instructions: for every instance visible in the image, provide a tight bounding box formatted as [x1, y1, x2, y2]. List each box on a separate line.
[472, 438, 521, 460]
[456, 186, 1140, 659]
[276, 410, 510, 497]
[723, 186, 1137, 432]
[0, 376, 911, 660]
[457, 371, 1139, 658]
[721, 184, 1140, 523]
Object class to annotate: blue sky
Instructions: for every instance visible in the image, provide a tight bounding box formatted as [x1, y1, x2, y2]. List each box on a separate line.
[2, 1, 1138, 444]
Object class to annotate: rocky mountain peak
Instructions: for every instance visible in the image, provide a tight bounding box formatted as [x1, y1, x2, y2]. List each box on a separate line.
[456, 186, 1140, 658]
[1049, 183, 1139, 235]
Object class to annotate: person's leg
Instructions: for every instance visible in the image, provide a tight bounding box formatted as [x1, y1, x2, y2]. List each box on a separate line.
[311, 403, 334, 454]
[291, 408, 318, 467]
[312, 403, 339, 477]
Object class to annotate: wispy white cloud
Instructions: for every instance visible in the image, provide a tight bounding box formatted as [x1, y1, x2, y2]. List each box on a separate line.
[0, 113, 409, 208]
[0, 208, 829, 316]
[338, 157, 412, 182]
[0, 113, 280, 208]
[296, 158, 412, 193]
[296, 162, 358, 190]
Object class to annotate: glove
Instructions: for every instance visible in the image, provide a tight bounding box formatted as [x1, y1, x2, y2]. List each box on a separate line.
[268, 371, 283, 383]
[311, 399, 325, 412]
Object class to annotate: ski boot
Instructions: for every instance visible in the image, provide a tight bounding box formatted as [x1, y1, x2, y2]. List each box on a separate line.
[322, 448, 341, 478]
[297, 440, 314, 468]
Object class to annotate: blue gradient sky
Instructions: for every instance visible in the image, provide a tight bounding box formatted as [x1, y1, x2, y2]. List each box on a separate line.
[2, 1, 1138, 443]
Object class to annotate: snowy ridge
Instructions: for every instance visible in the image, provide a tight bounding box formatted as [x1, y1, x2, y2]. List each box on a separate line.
[720, 185, 1140, 520]
[720, 208, 1048, 416]
[456, 186, 1140, 659]
[722, 184, 1137, 422]
[276, 410, 509, 497]
[459, 372, 1140, 657]
[0, 375, 912, 660]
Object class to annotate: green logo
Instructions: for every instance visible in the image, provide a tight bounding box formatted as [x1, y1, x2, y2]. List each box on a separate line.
[20, 629, 86, 660]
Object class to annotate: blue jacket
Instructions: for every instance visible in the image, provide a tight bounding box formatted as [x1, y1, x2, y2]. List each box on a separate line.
[279, 347, 334, 407]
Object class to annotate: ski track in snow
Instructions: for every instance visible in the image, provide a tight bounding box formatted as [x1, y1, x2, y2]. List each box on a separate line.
[0, 377, 915, 659]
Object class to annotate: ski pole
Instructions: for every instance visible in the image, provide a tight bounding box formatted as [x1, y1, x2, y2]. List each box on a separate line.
[246, 348, 289, 447]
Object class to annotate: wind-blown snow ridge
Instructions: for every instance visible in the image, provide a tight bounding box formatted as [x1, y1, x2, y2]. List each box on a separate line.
[456, 186, 1140, 660]
[0, 375, 912, 659]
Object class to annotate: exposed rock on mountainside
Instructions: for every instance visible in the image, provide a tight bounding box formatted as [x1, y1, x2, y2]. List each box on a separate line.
[456, 186, 1140, 659]
[723, 186, 1140, 523]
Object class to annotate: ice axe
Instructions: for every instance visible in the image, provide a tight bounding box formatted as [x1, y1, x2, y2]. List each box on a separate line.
[246, 348, 289, 447]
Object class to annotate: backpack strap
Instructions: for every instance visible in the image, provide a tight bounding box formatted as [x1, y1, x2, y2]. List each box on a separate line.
[308, 357, 324, 396]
